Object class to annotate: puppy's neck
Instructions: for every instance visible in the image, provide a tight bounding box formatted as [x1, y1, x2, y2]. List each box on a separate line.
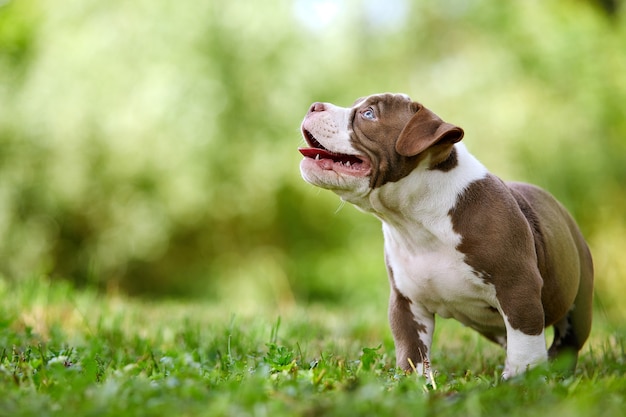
[363, 144, 488, 230]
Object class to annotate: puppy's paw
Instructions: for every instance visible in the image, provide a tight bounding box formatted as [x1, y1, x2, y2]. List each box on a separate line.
[502, 353, 547, 380]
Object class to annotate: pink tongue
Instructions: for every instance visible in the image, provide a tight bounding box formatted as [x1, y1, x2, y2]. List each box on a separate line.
[298, 147, 337, 159]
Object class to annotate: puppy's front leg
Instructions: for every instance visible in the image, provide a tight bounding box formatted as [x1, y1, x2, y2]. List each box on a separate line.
[388, 286, 435, 378]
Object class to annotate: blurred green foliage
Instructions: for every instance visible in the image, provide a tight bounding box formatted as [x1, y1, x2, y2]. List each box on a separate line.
[0, 0, 624, 312]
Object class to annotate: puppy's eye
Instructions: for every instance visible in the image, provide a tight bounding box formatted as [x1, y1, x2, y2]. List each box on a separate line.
[361, 108, 376, 120]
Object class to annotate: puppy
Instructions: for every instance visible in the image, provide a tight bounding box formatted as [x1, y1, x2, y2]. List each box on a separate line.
[298, 93, 593, 379]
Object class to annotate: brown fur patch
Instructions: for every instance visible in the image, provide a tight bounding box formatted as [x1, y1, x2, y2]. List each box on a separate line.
[507, 182, 591, 329]
[449, 174, 545, 335]
[429, 145, 458, 172]
[386, 260, 430, 371]
[349, 95, 421, 188]
[348, 94, 459, 188]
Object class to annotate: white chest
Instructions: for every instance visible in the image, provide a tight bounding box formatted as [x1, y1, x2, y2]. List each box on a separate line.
[368, 144, 505, 331]
[384, 226, 503, 331]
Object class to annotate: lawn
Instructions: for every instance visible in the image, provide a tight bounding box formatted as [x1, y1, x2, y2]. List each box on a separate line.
[1, 277, 624, 417]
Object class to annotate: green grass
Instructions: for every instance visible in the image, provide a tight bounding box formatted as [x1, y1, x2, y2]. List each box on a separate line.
[1, 278, 624, 417]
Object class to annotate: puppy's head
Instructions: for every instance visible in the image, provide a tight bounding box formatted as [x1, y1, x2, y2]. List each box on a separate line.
[299, 93, 464, 200]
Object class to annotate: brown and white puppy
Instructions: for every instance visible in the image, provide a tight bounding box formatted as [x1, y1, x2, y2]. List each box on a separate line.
[298, 93, 593, 379]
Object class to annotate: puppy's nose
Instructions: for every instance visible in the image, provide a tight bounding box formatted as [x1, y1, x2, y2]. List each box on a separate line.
[308, 102, 325, 114]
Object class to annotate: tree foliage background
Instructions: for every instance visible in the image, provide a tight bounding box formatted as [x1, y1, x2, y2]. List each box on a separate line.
[1, 0, 624, 317]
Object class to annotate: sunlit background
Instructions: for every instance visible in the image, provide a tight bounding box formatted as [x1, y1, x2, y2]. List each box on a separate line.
[0, 0, 624, 320]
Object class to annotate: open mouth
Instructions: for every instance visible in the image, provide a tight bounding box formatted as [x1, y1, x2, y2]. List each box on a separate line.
[298, 129, 371, 175]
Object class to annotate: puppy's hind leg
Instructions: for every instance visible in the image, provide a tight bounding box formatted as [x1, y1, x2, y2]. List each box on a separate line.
[548, 242, 594, 371]
[549, 314, 580, 370]
[548, 270, 594, 370]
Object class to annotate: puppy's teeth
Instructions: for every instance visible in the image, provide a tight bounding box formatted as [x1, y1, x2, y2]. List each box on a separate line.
[346, 161, 351, 167]
[315, 154, 320, 160]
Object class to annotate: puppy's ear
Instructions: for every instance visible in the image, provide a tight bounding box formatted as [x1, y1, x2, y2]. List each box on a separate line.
[395, 104, 464, 157]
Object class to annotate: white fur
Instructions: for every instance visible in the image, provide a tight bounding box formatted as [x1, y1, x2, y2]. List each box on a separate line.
[300, 102, 372, 199]
[501, 314, 548, 379]
[407, 302, 435, 379]
[301, 103, 354, 155]
[376, 145, 499, 327]
[378, 146, 510, 376]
